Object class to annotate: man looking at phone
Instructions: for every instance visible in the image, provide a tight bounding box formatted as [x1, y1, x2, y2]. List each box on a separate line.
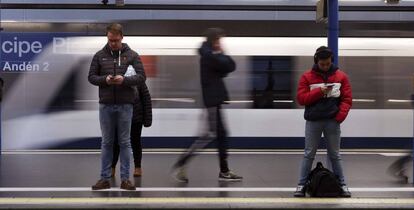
[88, 23, 146, 190]
[293, 46, 352, 197]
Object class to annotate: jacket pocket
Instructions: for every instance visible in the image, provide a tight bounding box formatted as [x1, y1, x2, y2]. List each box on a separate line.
[304, 98, 339, 121]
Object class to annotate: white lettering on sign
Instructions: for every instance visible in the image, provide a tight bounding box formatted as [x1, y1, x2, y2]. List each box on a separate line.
[53, 37, 66, 54]
[52, 37, 81, 54]
[1, 37, 43, 58]
[2, 61, 48, 72]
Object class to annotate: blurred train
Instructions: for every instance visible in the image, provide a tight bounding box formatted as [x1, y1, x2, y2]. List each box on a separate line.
[1, 35, 413, 150]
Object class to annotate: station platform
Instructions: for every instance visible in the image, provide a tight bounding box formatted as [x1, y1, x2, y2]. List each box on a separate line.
[0, 150, 413, 209]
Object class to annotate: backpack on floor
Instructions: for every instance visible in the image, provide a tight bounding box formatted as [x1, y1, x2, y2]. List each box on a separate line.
[306, 162, 342, 197]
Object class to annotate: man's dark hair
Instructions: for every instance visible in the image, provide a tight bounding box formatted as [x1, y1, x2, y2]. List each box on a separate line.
[204, 28, 225, 44]
[314, 46, 333, 63]
[106, 23, 123, 36]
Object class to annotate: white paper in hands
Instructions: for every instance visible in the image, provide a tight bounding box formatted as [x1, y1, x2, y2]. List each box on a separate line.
[124, 65, 137, 77]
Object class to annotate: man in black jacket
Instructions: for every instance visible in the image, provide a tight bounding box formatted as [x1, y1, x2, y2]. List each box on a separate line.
[88, 23, 146, 190]
[172, 28, 243, 182]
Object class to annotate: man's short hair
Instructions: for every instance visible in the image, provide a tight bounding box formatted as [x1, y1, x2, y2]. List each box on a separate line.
[314, 46, 333, 63]
[106, 23, 123, 36]
[204, 28, 225, 43]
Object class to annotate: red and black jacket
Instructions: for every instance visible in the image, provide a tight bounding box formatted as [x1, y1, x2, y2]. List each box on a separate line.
[297, 65, 352, 123]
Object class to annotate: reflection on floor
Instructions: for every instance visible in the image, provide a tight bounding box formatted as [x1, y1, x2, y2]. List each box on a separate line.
[0, 150, 413, 209]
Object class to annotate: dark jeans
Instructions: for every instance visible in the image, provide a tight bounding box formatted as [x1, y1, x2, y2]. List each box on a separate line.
[174, 105, 230, 173]
[112, 121, 143, 168]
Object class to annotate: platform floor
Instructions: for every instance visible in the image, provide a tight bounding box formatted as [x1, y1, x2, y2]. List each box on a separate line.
[0, 150, 413, 209]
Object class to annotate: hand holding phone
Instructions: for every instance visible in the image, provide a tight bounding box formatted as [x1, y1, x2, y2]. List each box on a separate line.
[112, 75, 124, 85]
[321, 84, 333, 94]
[106, 75, 114, 84]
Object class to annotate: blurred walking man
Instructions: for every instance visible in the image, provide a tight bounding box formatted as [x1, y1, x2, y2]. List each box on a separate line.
[172, 28, 242, 182]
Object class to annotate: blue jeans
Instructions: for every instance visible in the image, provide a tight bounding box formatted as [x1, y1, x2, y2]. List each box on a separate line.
[99, 104, 133, 181]
[298, 119, 346, 185]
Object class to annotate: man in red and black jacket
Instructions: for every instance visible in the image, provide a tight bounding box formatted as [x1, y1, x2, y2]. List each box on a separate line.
[294, 46, 352, 198]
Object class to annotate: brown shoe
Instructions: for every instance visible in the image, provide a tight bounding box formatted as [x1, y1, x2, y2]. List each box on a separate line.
[133, 168, 142, 177]
[92, 179, 110, 190]
[120, 180, 136, 190]
[111, 167, 116, 178]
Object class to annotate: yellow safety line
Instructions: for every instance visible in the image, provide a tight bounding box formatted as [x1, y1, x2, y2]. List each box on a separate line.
[0, 197, 414, 205]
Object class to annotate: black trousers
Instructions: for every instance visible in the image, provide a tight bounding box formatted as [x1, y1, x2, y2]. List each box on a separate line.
[112, 121, 143, 168]
[175, 105, 229, 173]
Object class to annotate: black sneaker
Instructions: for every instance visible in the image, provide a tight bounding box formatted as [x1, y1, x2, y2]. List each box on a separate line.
[171, 167, 189, 183]
[293, 185, 306, 197]
[218, 171, 243, 182]
[340, 185, 351, 198]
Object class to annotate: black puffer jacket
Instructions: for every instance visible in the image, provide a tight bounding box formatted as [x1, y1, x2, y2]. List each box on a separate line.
[199, 41, 236, 108]
[133, 82, 152, 127]
[88, 43, 146, 104]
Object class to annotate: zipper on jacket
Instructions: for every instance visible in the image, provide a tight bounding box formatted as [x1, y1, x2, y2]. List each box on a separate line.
[113, 57, 117, 104]
[321, 72, 329, 98]
[110, 50, 121, 104]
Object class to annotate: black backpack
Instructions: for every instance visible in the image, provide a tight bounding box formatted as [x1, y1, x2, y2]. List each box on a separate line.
[306, 162, 342, 197]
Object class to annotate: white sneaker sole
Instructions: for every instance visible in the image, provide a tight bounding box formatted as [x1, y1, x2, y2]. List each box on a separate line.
[218, 178, 243, 182]
[170, 171, 189, 183]
[173, 176, 189, 183]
